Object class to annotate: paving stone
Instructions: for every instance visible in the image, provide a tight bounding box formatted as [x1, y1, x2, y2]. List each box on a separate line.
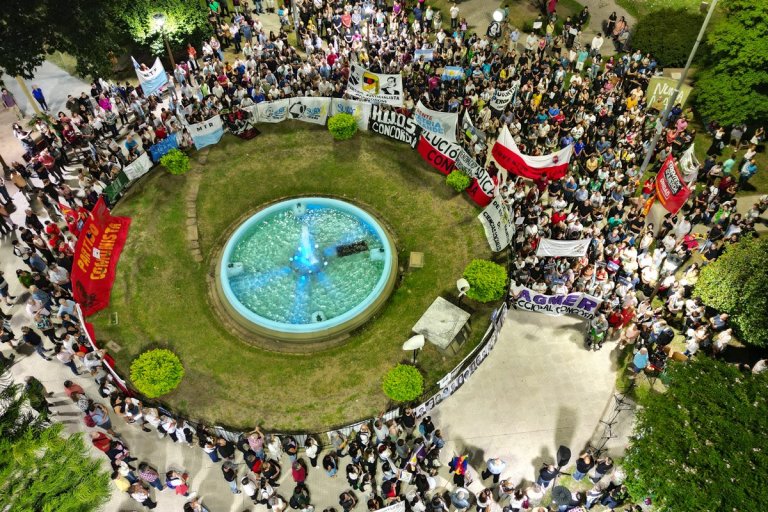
[186, 225, 198, 241]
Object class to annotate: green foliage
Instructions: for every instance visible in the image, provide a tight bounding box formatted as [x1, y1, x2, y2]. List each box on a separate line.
[0, 0, 123, 79]
[160, 148, 191, 175]
[694, 0, 768, 125]
[631, 9, 703, 67]
[120, 0, 212, 60]
[624, 358, 768, 511]
[382, 364, 424, 402]
[327, 113, 359, 141]
[463, 259, 507, 303]
[0, 425, 112, 511]
[694, 236, 768, 347]
[446, 170, 471, 192]
[130, 348, 185, 398]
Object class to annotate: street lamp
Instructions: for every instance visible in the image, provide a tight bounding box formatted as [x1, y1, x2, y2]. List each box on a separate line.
[402, 334, 425, 365]
[153, 13, 176, 68]
[492, 9, 505, 22]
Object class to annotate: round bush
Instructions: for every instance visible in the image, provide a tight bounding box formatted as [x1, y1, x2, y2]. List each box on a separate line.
[160, 148, 191, 175]
[446, 170, 471, 192]
[130, 349, 185, 398]
[631, 8, 704, 67]
[382, 364, 424, 403]
[463, 259, 507, 303]
[327, 113, 358, 140]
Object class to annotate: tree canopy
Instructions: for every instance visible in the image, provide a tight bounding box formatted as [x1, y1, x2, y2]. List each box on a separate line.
[0, 367, 111, 511]
[631, 9, 704, 68]
[0, 0, 122, 79]
[694, 235, 768, 347]
[694, 0, 768, 125]
[624, 358, 768, 511]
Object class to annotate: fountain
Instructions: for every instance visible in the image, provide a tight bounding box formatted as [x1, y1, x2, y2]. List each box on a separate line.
[216, 197, 398, 346]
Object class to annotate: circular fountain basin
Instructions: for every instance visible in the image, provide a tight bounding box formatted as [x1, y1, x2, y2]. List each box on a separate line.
[215, 197, 398, 346]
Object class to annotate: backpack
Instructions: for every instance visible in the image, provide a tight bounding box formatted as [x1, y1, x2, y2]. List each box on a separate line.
[84, 413, 96, 428]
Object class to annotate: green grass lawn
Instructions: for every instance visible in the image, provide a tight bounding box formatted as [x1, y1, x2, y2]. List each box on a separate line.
[616, 0, 703, 19]
[90, 123, 496, 431]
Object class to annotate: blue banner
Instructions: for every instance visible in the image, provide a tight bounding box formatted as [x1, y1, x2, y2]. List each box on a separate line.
[149, 134, 179, 162]
[190, 116, 225, 150]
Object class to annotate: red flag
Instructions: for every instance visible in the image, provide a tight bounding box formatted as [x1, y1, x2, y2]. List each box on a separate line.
[491, 125, 572, 180]
[655, 155, 690, 214]
[416, 132, 462, 175]
[71, 197, 131, 316]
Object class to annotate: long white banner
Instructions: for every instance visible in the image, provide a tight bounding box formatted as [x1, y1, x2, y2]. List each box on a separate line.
[413, 101, 458, 142]
[330, 98, 371, 131]
[346, 64, 404, 107]
[513, 287, 602, 320]
[288, 97, 331, 125]
[478, 197, 514, 252]
[535, 238, 591, 257]
[189, 116, 225, 150]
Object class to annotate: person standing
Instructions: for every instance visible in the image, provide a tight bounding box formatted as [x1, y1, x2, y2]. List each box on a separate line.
[1, 88, 23, 119]
[21, 326, 52, 360]
[450, 3, 459, 30]
[137, 463, 164, 491]
[31, 85, 49, 111]
[572, 450, 594, 481]
[221, 460, 241, 494]
[129, 483, 157, 509]
[481, 457, 507, 483]
[537, 464, 558, 489]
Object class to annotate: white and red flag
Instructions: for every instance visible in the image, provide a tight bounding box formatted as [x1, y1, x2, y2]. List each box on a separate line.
[491, 125, 572, 180]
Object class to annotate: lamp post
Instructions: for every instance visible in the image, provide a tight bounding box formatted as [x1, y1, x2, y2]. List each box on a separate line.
[153, 13, 176, 69]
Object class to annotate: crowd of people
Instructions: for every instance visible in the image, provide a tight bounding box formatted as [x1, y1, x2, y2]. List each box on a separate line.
[1, 0, 767, 510]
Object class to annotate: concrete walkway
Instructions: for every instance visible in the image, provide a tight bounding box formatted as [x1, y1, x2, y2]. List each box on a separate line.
[4, 60, 91, 118]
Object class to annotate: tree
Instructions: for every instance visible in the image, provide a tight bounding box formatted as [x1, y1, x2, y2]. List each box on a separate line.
[120, 0, 212, 63]
[694, 0, 768, 125]
[631, 9, 704, 68]
[0, 368, 111, 511]
[623, 358, 768, 511]
[694, 236, 768, 347]
[0, 0, 124, 79]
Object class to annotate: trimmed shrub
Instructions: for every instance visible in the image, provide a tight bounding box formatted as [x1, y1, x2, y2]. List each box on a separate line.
[446, 170, 471, 192]
[382, 364, 424, 403]
[327, 113, 358, 140]
[160, 148, 191, 175]
[463, 259, 507, 303]
[130, 349, 185, 398]
[631, 8, 704, 67]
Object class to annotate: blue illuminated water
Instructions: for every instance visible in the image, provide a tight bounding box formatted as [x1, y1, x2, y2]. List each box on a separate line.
[220, 198, 393, 334]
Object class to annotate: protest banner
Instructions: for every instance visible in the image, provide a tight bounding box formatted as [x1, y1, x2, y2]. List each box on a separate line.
[257, 99, 290, 123]
[416, 132, 462, 175]
[513, 287, 602, 320]
[103, 172, 130, 203]
[131, 57, 168, 97]
[461, 111, 486, 143]
[347, 64, 404, 106]
[535, 238, 592, 257]
[288, 97, 331, 125]
[489, 87, 516, 112]
[123, 153, 153, 181]
[492, 125, 572, 180]
[413, 101, 458, 142]
[465, 172, 496, 207]
[414, 49, 434, 61]
[221, 108, 259, 139]
[71, 197, 131, 316]
[646, 76, 693, 112]
[330, 98, 372, 130]
[368, 105, 421, 148]
[478, 197, 514, 252]
[189, 116, 225, 150]
[148, 134, 179, 162]
[655, 154, 690, 214]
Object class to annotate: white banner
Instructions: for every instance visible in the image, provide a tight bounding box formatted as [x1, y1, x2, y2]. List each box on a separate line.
[257, 99, 290, 123]
[374, 502, 406, 512]
[132, 57, 168, 97]
[123, 153, 153, 181]
[288, 97, 331, 125]
[478, 197, 514, 252]
[330, 98, 371, 131]
[347, 64, 404, 107]
[489, 87, 515, 112]
[413, 101, 458, 142]
[455, 148, 484, 178]
[679, 144, 699, 184]
[367, 105, 421, 148]
[513, 287, 602, 320]
[189, 116, 225, 150]
[535, 238, 592, 257]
